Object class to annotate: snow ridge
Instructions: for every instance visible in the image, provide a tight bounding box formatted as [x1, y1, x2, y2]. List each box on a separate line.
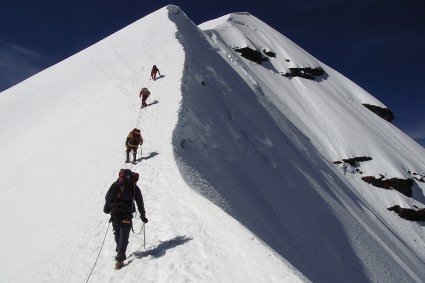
[0, 4, 425, 283]
[175, 7, 425, 283]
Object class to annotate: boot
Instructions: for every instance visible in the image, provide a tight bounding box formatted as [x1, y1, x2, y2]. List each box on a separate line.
[115, 261, 124, 270]
[132, 153, 137, 164]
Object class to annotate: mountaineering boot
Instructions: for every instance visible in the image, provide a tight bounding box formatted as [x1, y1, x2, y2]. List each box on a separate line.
[125, 159, 130, 163]
[115, 261, 124, 270]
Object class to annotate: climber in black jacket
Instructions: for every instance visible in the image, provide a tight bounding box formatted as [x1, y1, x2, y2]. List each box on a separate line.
[104, 168, 148, 269]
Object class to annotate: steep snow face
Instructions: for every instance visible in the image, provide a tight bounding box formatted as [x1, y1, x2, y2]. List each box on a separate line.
[200, 13, 425, 179]
[199, 12, 320, 71]
[0, 5, 307, 283]
[171, 10, 425, 283]
[1, 4, 425, 283]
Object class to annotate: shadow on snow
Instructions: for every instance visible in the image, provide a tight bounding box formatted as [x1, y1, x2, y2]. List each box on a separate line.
[130, 235, 192, 259]
[137, 151, 159, 162]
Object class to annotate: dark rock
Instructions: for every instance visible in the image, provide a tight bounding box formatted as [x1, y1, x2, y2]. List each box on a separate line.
[342, 156, 372, 167]
[234, 47, 269, 64]
[333, 156, 372, 167]
[283, 67, 326, 80]
[388, 205, 425, 221]
[362, 176, 413, 197]
[263, 49, 276, 58]
[362, 104, 395, 122]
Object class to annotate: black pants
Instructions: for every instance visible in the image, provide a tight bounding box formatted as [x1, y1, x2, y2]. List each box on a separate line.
[126, 147, 137, 161]
[112, 221, 132, 262]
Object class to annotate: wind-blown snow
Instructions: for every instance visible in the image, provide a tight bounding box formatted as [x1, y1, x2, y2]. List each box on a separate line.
[1, 4, 425, 283]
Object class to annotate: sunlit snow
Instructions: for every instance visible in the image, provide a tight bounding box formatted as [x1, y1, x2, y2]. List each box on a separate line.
[1, 5, 425, 283]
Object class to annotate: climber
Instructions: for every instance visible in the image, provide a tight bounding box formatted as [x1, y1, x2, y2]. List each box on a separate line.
[151, 65, 160, 80]
[139, 87, 151, 108]
[103, 169, 148, 269]
[125, 128, 143, 163]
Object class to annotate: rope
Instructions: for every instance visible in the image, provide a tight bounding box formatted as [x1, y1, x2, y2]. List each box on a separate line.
[132, 222, 145, 235]
[130, 223, 146, 250]
[85, 65, 154, 281]
[85, 221, 111, 283]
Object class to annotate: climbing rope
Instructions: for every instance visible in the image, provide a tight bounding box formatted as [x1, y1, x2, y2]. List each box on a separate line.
[89, 69, 152, 281]
[132, 220, 146, 235]
[130, 223, 146, 250]
[85, 221, 111, 283]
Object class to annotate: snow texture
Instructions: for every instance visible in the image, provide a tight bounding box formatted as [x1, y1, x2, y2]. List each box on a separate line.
[1, 4, 425, 283]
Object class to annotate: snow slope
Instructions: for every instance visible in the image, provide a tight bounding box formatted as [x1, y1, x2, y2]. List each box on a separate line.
[0, 6, 305, 283]
[0, 4, 425, 283]
[178, 10, 425, 283]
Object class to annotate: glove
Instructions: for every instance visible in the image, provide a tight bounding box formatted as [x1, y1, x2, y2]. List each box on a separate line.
[103, 204, 111, 214]
[141, 215, 148, 223]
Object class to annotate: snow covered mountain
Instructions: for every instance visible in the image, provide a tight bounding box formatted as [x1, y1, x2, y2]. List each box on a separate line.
[1, 5, 425, 283]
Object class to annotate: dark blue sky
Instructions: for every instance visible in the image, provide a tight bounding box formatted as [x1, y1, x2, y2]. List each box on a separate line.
[1, 0, 424, 146]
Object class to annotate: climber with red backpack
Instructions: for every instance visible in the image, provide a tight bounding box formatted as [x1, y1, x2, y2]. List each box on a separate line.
[126, 128, 143, 163]
[139, 87, 151, 108]
[103, 168, 148, 270]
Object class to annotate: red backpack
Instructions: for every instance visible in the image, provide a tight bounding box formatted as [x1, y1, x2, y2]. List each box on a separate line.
[118, 169, 139, 185]
[140, 88, 150, 98]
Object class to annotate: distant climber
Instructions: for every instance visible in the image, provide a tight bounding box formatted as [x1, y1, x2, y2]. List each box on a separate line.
[151, 65, 160, 80]
[139, 87, 151, 108]
[125, 128, 143, 163]
[103, 168, 148, 270]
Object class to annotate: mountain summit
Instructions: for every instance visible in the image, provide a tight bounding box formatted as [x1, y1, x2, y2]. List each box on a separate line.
[1, 5, 424, 283]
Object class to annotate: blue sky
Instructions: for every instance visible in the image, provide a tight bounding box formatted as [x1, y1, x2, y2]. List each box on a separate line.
[1, 0, 424, 146]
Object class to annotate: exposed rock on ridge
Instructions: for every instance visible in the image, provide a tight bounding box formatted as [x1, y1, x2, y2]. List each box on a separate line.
[362, 103, 395, 122]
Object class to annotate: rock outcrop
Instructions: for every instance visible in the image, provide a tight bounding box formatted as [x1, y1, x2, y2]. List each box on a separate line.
[362, 103, 395, 122]
[361, 175, 413, 197]
[282, 67, 325, 80]
[388, 205, 425, 221]
[234, 47, 269, 64]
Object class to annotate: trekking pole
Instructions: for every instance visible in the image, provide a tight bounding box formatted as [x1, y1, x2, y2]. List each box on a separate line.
[143, 223, 146, 249]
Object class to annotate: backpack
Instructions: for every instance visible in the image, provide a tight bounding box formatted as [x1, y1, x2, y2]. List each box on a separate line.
[140, 87, 150, 98]
[118, 168, 139, 184]
[104, 169, 139, 218]
[127, 129, 143, 147]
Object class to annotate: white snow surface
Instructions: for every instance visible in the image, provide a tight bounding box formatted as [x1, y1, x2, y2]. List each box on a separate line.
[1, 5, 425, 283]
